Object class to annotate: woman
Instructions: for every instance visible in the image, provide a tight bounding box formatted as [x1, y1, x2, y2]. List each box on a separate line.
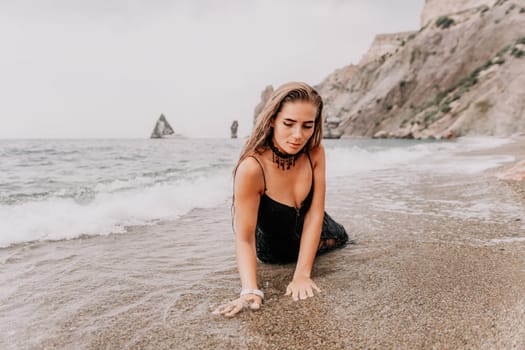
[216, 82, 349, 317]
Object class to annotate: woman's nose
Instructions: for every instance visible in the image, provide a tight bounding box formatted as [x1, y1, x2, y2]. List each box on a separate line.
[292, 126, 303, 138]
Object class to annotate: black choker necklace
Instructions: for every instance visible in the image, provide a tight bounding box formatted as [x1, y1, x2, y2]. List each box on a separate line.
[269, 140, 301, 170]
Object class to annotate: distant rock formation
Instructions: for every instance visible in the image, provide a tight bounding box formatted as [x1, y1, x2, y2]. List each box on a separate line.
[253, 85, 274, 125]
[230, 120, 239, 139]
[150, 114, 175, 139]
[316, 0, 525, 139]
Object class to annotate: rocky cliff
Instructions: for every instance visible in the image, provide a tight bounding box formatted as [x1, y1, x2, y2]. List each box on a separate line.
[253, 85, 274, 125]
[421, 0, 498, 26]
[317, 0, 525, 139]
[359, 32, 418, 65]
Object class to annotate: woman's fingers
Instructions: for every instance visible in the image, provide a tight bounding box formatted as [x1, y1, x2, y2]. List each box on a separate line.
[285, 279, 321, 301]
[224, 302, 244, 317]
[285, 285, 292, 296]
[292, 289, 299, 301]
[306, 287, 314, 298]
[214, 296, 262, 317]
[214, 300, 239, 316]
[299, 288, 308, 300]
[217, 302, 236, 315]
[213, 303, 229, 315]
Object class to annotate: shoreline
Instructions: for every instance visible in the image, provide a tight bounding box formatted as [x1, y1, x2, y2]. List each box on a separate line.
[215, 136, 525, 349]
[1, 136, 524, 349]
[483, 135, 525, 200]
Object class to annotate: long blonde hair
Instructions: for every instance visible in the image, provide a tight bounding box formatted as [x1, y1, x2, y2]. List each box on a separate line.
[234, 82, 324, 176]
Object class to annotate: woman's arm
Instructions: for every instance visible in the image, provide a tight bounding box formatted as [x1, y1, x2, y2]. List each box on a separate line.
[286, 144, 326, 301]
[234, 157, 264, 291]
[215, 157, 264, 317]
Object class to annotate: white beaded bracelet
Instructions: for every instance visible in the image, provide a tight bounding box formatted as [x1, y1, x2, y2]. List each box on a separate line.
[240, 288, 264, 300]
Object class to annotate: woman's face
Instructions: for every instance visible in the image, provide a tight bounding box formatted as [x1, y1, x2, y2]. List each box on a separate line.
[271, 100, 317, 155]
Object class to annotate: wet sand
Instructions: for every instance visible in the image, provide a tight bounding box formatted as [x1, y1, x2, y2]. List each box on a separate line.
[1, 138, 525, 349]
[189, 138, 525, 349]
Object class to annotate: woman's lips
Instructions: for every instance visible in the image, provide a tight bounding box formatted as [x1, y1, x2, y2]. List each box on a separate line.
[288, 142, 301, 149]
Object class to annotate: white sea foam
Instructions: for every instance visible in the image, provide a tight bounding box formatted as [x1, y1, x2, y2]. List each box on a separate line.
[442, 200, 523, 222]
[474, 236, 525, 245]
[92, 176, 158, 193]
[326, 137, 514, 178]
[0, 170, 232, 248]
[326, 144, 433, 177]
[0, 137, 516, 248]
[455, 136, 512, 150]
[424, 154, 515, 174]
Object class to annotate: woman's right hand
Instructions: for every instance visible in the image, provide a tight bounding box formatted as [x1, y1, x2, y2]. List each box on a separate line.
[213, 294, 263, 317]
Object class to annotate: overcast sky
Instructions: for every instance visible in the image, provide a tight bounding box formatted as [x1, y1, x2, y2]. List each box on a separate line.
[0, 0, 424, 139]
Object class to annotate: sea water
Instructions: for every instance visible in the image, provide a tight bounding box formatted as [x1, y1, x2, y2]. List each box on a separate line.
[0, 136, 524, 349]
[0, 137, 518, 248]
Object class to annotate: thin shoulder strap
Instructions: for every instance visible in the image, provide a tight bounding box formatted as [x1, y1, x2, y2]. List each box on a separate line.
[248, 155, 267, 192]
[306, 151, 314, 171]
[306, 151, 315, 185]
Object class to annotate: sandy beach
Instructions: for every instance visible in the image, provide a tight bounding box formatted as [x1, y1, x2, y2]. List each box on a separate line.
[3, 0, 525, 347]
[212, 139, 525, 349]
[1, 137, 525, 349]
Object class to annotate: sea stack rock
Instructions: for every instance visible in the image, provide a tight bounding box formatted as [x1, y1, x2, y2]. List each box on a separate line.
[150, 114, 175, 139]
[253, 85, 274, 126]
[230, 120, 239, 139]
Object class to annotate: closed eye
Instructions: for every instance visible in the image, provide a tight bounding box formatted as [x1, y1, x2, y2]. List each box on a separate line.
[283, 119, 314, 128]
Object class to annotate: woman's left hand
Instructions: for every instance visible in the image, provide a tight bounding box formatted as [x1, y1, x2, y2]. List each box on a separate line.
[285, 276, 321, 301]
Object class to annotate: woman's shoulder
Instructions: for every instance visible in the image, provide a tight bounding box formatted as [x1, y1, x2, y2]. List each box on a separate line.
[237, 153, 265, 173]
[308, 144, 325, 164]
[235, 155, 265, 192]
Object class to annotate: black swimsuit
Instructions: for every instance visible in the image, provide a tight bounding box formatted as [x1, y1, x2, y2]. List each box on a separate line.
[250, 154, 349, 264]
